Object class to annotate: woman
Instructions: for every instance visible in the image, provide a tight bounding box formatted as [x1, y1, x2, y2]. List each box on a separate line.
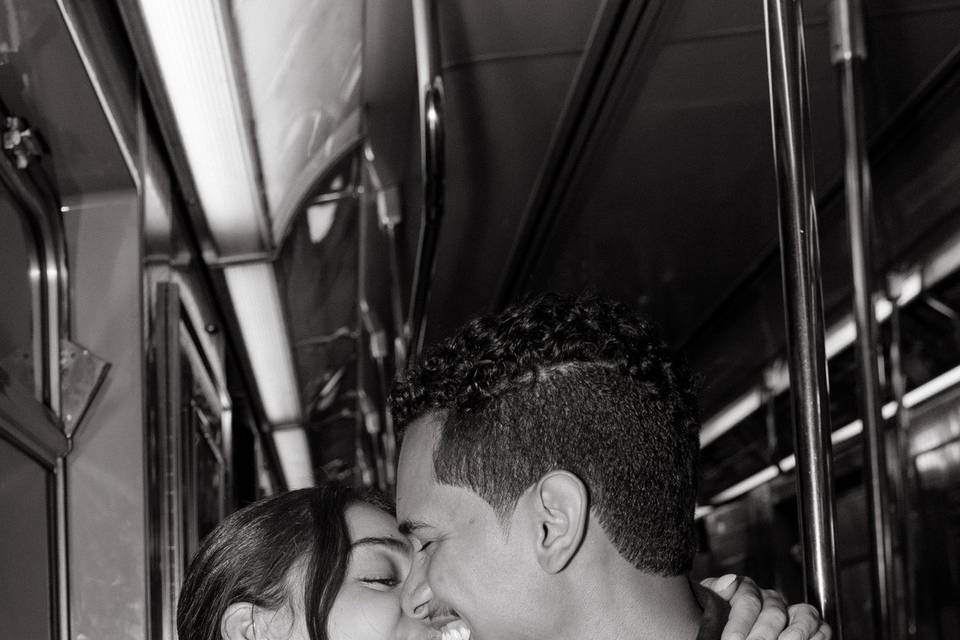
[177, 483, 824, 640]
[177, 482, 447, 640]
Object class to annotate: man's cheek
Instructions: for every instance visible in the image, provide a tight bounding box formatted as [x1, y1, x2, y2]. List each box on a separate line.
[428, 558, 466, 610]
[426, 560, 447, 598]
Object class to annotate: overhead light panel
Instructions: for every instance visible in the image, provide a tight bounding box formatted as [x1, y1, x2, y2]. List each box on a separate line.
[700, 388, 764, 448]
[272, 428, 315, 489]
[694, 505, 714, 521]
[897, 270, 923, 305]
[224, 263, 301, 425]
[903, 363, 960, 409]
[137, 0, 269, 255]
[710, 466, 779, 504]
[824, 320, 857, 360]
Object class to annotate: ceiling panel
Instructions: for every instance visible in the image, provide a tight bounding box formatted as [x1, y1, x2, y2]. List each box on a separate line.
[437, 0, 601, 66]
[425, 53, 589, 341]
[231, 0, 362, 215]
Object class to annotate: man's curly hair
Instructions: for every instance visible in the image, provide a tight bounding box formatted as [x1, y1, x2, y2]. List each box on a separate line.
[389, 293, 700, 575]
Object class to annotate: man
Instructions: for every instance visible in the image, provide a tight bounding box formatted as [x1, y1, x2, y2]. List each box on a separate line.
[389, 294, 828, 640]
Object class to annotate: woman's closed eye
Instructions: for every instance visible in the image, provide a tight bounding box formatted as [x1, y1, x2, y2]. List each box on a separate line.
[351, 550, 409, 590]
[360, 575, 402, 589]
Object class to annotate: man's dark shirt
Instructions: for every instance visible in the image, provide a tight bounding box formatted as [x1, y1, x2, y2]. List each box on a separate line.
[692, 581, 731, 640]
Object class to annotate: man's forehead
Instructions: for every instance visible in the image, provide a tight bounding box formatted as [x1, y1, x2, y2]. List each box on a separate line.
[395, 413, 442, 516]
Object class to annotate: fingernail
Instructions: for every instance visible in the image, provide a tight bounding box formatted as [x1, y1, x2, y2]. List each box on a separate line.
[714, 573, 737, 591]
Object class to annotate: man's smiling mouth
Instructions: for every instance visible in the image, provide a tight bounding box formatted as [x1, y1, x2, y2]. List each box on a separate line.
[439, 619, 471, 640]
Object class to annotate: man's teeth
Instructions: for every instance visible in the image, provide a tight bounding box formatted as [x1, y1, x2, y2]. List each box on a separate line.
[440, 620, 471, 640]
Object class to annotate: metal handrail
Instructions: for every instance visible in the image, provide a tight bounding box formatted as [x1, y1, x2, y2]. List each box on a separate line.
[0, 129, 67, 413]
[764, 0, 842, 634]
[887, 290, 918, 638]
[829, 1, 893, 638]
[406, 0, 445, 360]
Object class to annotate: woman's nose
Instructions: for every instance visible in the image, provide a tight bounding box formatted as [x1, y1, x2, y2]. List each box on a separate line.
[401, 557, 433, 620]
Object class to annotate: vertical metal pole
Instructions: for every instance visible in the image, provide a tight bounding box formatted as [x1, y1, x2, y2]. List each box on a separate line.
[54, 458, 70, 640]
[888, 286, 918, 638]
[828, 2, 893, 638]
[407, 0, 445, 360]
[357, 160, 377, 489]
[763, 1, 842, 633]
[149, 283, 184, 640]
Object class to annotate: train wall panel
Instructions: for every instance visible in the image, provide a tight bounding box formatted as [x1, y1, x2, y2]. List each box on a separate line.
[63, 189, 146, 639]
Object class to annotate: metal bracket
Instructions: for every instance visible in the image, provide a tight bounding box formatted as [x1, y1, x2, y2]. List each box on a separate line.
[60, 338, 110, 440]
[375, 186, 403, 229]
[829, 0, 867, 64]
[2, 116, 43, 169]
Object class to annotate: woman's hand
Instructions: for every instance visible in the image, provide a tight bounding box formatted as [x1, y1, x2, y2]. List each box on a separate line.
[701, 574, 832, 640]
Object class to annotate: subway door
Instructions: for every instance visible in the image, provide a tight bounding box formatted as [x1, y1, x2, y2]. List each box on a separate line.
[146, 282, 230, 640]
[0, 182, 68, 638]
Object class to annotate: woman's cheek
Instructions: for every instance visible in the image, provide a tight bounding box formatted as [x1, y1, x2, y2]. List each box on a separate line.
[328, 587, 396, 640]
[359, 590, 403, 638]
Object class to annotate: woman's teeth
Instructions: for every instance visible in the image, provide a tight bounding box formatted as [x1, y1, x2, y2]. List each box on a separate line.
[440, 620, 471, 640]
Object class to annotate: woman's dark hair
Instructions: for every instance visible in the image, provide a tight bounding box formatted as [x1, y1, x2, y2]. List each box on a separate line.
[176, 482, 391, 640]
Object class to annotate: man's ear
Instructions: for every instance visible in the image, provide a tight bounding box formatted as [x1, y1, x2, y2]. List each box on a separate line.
[221, 602, 257, 640]
[531, 470, 589, 574]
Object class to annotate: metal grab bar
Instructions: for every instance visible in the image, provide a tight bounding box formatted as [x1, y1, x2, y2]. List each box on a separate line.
[763, 1, 843, 634]
[829, 1, 893, 638]
[407, 0, 445, 360]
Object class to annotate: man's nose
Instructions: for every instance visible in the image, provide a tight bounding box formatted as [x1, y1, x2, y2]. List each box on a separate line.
[395, 614, 438, 640]
[401, 556, 433, 620]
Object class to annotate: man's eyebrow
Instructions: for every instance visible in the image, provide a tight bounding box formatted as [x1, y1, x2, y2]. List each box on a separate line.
[398, 520, 433, 536]
[350, 536, 410, 552]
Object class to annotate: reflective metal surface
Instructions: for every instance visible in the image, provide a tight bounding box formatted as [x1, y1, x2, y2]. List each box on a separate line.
[53, 457, 69, 640]
[764, 0, 841, 632]
[407, 0, 445, 358]
[147, 283, 183, 640]
[60, 338, 110, 440]
[830, 1, 893, 637]
[888, 294, 918, 638]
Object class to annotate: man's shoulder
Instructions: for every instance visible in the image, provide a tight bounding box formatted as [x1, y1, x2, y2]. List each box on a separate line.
[691, 582, 731, 640]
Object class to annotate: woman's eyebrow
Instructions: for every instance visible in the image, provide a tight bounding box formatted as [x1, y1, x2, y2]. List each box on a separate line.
[350, 536, 410, 552]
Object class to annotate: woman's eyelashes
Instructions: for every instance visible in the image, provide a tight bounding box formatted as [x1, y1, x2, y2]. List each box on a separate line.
[353, 553, 409, 590]
[359, 575, 401, 589]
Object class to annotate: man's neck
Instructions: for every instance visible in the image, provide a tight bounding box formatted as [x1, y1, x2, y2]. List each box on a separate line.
[551, 568, 703, 640]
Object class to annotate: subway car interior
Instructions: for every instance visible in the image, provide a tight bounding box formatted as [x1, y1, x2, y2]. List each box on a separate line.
[1, 1, 960, 638]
